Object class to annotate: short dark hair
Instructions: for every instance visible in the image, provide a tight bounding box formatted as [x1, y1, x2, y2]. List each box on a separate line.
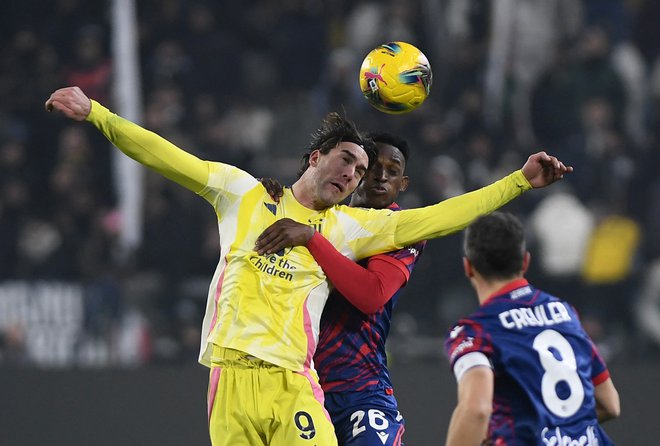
[463, 212, 526, 280]
[297, 112, 376, 178]
[366, 131, 410, 161]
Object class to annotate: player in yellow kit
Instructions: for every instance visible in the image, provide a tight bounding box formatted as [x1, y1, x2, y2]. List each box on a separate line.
[45, 86, 571, 446]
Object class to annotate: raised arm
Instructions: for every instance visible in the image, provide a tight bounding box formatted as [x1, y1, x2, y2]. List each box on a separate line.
[45, 86, 210, 193]
[392, 152, 572, 248]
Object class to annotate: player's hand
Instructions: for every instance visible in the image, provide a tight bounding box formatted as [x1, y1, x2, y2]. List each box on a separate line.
[521, 151, 573, 188]
[45, 86, 92, 121]
[259, 178, 284, 203]
[254, 218, 315, 255]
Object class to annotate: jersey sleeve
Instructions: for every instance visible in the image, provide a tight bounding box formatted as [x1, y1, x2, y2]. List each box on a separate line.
[445, 319, 495, 370]
[86, 100, 210, 193]
[336, 172, 530, 260]
[377, 240, 426, 280]
[589, 340, 610, 385]
[568, 303, 611, 385]
[306, 232, 409, 313]
[393, 171, 532, 247]
[86, 100, 259, 209]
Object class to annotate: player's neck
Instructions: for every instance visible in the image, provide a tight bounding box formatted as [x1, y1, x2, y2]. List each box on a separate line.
[291, 179, 324, 210]
[474, 275, 522, 304]
[349, 197, 393, 209]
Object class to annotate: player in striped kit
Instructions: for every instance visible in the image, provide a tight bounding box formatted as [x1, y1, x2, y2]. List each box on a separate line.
[313, 133, 423, 446]
[444, 212, 620, 445]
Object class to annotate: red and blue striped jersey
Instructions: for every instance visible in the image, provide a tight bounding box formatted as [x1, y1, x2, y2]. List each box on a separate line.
[444, 280, 614, 445]
[314, 204, 425, 394]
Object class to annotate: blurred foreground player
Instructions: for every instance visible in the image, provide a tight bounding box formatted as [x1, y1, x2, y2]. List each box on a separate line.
[444, 212, 620, 445]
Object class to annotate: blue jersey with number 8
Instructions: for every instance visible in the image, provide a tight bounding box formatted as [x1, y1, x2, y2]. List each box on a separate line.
[444, 280, 614, 445]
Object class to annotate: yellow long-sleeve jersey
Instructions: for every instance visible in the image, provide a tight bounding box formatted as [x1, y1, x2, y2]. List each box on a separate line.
[86, 100, 532, 371]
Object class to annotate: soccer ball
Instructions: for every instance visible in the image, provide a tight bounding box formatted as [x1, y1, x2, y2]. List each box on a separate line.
[359, 41, 432, 114]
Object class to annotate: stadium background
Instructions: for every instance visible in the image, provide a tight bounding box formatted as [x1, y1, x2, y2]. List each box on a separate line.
[1, 0, 660, 444]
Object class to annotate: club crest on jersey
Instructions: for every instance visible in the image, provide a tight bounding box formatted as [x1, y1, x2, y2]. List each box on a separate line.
[308, 218, 324, 233]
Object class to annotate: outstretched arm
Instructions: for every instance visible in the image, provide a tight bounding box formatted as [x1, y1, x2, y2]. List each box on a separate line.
[45, 86, 210, 193]
[391, 152, 573, 249]
[254, 218, 408, 313]
[256, 153, 574, 262]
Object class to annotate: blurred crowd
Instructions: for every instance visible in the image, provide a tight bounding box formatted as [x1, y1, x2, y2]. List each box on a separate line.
[1, 0, 660, 368]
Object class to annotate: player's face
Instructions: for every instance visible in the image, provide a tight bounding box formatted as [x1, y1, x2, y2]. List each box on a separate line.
[311, 142, 369, 207]
[350, 143, 408, 209]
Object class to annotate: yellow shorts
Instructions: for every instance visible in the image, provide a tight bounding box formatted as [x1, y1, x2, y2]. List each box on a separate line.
[207, 345, 337, 446]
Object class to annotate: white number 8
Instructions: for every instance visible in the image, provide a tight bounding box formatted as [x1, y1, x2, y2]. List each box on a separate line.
[532, 329, 584, 418]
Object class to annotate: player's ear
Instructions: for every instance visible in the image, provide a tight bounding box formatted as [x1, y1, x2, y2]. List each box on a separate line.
[521, 251, 531, 274]
[399, 175, 409, 192]
[308, 149, 322, 167]
[463, 257, 474, 278]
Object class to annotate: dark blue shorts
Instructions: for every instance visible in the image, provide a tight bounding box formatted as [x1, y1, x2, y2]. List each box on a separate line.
[325, 390, 405, 446]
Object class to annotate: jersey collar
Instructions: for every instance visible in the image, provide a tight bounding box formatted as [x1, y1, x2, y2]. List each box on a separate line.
[482, 278, 529, 306]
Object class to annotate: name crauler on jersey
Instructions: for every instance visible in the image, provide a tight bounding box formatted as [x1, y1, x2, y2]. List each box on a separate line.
[499, 302, 572, 330]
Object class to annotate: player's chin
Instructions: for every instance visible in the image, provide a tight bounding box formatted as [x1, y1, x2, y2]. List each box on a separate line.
[335, 191, 352, 204]
[328, 184, 351, 203]
[364, 184, 392, 202]
[320, 189, 348, 206]
[363, 194, 389, 209]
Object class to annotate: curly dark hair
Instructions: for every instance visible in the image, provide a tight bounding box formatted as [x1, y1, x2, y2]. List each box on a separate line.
[464, 212, 526, 280]
[365, 131, 410, 161]
[297, 112, 376, 178]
